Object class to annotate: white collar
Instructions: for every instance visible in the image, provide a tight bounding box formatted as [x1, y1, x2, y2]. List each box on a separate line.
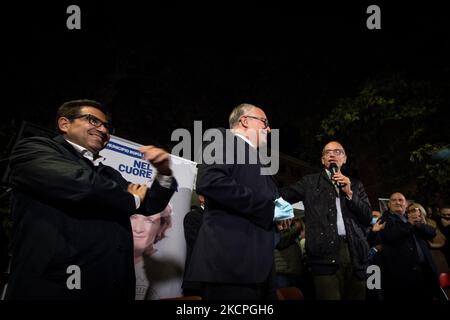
[233, 132, 256, 149]
[65, 139, 105, 166]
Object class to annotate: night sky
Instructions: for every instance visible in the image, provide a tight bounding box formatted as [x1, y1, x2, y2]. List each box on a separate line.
[2, 2, 450, 188]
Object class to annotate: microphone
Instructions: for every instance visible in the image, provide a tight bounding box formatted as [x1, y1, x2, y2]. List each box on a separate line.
[329, 163, 343, 188]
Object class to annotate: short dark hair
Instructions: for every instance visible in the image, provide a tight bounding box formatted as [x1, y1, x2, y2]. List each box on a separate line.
[56, 99, 110, 134]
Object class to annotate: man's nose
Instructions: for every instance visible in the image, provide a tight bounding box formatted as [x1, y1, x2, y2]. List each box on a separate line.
[133, 221, 145, 233]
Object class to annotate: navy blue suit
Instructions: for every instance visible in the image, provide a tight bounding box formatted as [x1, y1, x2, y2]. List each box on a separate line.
[185, 129, 278, 299]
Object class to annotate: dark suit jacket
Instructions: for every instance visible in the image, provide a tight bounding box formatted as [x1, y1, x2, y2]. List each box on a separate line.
[377, 211, 440, 298]
[6, 135, 176, 300]
[183, 205, 204, 271]
[181, 205, 204, 294]
[185, 129, 278, 284]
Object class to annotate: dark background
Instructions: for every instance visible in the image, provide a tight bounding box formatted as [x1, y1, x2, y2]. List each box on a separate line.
[1, 1, 450, 304]
[1, 1, 449, 204]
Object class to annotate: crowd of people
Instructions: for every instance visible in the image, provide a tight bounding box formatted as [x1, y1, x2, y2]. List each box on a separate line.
[1, 99, 449, 301]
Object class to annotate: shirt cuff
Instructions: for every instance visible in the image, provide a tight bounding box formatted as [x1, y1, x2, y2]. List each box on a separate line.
[133, 194, 141, 209]
[156, 173, 174, 189]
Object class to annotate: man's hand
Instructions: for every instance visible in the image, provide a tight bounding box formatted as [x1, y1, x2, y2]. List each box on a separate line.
[139, 145, 172, 176]
[332, 172, 352, 198]
[372, 220, 386, 232]
[127, 183, 148, 203]
[407, 211, 423, 225]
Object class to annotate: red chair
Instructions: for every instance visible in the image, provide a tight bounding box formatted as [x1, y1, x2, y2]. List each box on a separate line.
[440, 272, 450, 288]
[276, 287, 304, 300]
[439, 272, 450, 300]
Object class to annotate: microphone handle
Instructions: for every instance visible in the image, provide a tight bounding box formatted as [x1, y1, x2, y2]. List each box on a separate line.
[331, 167, 343, 188]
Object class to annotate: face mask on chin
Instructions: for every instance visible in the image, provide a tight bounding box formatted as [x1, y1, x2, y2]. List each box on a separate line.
[371, 217, 379, 225]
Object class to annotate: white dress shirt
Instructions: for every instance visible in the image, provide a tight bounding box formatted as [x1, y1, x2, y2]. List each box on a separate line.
[65, 139, 173, 209]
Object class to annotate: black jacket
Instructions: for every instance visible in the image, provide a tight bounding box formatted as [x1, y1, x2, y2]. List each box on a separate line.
[6, 135, 176, 300]
[183, 205, 204, 270]
[377, 211, 440, 299]
[185, 129, 278, 284]
[280, 170, 372, 278]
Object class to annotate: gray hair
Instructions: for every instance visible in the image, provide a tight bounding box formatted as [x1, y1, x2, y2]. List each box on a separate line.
[228, 103, 256, 128]
[407, 202, 427, 217]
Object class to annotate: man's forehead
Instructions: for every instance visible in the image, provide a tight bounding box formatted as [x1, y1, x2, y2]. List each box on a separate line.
[324, 142, 344, 150]
[81, 106, 107, 120]
[390, 193, 405, 201]
[251, 107, 266, 117]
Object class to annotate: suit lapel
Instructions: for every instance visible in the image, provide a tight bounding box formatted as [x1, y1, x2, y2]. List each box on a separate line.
[321, 170, 340, 197]
[53, 135, 97, 172]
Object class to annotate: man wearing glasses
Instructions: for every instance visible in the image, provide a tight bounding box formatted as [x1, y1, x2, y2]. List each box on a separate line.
[185, 103, 280, 300]
[5, 99, 177, 300]
[280, 141, 372, 300]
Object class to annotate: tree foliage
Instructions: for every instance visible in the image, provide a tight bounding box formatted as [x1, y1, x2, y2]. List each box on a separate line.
[317, 75, 449, 207]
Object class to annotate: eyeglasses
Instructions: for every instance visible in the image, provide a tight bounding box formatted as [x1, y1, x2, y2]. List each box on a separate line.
[70, 114, 115, 134]
[242, 115, 270, 129]
[323, 149, 345, 156]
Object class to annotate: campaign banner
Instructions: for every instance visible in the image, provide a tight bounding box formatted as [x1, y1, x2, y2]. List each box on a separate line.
[100, 135, 197, 299]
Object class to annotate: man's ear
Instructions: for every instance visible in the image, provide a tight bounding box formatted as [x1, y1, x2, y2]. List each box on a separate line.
[57, 117, 71, 134]
[321, 156, 325, 166]
[240, 117, 248, 128]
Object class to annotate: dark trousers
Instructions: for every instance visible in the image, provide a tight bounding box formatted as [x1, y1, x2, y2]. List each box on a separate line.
[313, 238, 366, 300]
[202, 265, 277, 300]
[383, 262, 439, 300]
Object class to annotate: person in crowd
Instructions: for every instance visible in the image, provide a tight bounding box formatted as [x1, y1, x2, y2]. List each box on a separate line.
[437, 203, 450, 268]
[182, 194, 205, 297]
[274, 216, 304, 289]
[407, 203, 446, 249]
[377, 192, 440, 300]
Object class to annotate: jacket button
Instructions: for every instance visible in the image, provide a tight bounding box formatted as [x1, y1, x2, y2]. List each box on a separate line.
[330, 241, 334, 245]
[331, 260, 336, 263]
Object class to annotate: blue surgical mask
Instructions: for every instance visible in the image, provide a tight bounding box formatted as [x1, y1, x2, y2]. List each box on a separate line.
[274, 197, 294, 221]
[371, 217, 379, 225]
